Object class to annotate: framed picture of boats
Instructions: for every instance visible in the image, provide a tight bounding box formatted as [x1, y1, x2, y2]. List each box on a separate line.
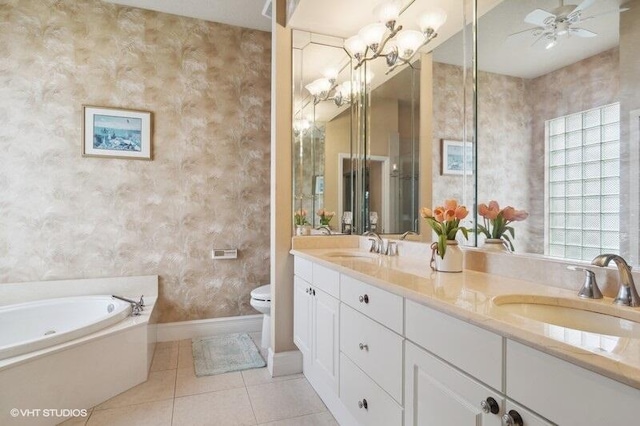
[82, 105, 153, 160]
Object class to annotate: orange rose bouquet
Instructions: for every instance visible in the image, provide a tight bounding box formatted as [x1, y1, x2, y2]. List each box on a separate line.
[477, 201, 529, 251]
[420, 199, 470, 258]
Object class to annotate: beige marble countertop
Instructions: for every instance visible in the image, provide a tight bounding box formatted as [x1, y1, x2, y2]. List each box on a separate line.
[291, 245, 640, 390]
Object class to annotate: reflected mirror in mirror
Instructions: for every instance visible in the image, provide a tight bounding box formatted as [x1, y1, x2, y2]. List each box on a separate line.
[473, 0, 638, 263]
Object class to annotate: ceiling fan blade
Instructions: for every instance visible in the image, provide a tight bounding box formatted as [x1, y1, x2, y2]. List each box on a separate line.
[582, 8, 630, 22]
[571, 28, 598, 37]
[525, 9, 556, 27]
[507, 27, 539, 38]
[574, 0, 596, 13]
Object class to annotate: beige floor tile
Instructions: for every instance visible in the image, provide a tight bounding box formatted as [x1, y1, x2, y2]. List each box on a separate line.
[56, 408, 92, 425]
[241, 368, 303, 387]
[86, 400, 172, 426]
[177, 343, 194, 370]
[179, 339, 192, 348]
[175, 367, 245, 397]
[258, 412, 337, 426]
[150, 346, 179, 371]
[94, 370, 176, 410]
[247, 378, 327, 424]
[155, 341, 179, 350]
[172, 387, 257, 426]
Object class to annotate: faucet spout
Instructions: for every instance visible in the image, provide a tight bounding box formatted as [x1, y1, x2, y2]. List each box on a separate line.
[591, 254, 640, 307]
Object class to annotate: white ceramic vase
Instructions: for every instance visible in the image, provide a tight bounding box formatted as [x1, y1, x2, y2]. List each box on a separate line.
[295, 225, 307, 236]
[483, 238, 509, 252]
[432, 241, 463, 273]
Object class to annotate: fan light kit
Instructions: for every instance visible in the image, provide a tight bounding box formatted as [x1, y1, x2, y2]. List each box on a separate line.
[343, 0, 447, 74]
[509, 0, 629, 49]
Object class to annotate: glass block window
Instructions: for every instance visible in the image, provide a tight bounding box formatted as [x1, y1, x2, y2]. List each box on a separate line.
[546, 103, 620, 261]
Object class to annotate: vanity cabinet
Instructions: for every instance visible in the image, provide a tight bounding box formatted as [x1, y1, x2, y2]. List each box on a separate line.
[404, 341, 503, 426]
[293, 268, 340, 397]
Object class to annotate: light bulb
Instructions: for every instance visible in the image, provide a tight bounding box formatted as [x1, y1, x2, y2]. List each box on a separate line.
[418, 8, 447, 33]
[374, 0, 401, 25]
[344, 35, 367, 58]
[396, 30, 425, 58]
[358, 23, 387, 50]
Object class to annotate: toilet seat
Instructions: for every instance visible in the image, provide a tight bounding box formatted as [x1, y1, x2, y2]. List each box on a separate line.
[250, 284, 271, 302]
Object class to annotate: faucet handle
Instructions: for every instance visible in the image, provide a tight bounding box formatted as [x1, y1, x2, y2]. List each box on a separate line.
[568, 266, 603, 299]
[367, 238, 378, 253]
[386, 241, 398, 256]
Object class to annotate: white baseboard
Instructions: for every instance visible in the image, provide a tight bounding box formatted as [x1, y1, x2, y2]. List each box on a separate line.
[268, 348, 303, 377]
[156, 314, 263, 342]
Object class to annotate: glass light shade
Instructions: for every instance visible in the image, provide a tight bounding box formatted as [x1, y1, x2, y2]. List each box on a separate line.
[305, 78, 331, 96]
[344, 35, 367, 57]
[323, 68, 338, 81]
[418, 8, 447, 33]
[396, 30, 425, 58]
[358, 23, 387, 48]
[374, 0, 401, 24]
[339, 81, 353, 97]
[381, 39, 397, 55]
[293, 119, 310, 133]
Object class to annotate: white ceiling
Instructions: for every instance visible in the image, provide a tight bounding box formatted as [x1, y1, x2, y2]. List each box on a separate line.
[102, 0, 272, 32]
[434, 0, 624, 78]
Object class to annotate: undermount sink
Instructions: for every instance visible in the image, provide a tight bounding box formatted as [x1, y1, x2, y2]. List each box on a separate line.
[323, 251, 379, 261]
[492, 295, 640, 338]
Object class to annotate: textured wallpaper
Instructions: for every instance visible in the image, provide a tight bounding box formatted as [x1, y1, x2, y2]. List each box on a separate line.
[0, 0, 272, 322]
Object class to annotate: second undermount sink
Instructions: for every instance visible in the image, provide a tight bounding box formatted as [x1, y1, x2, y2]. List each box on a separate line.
[492, 295, 640, 338]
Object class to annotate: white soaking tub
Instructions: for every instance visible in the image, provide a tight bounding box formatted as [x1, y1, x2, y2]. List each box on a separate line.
[0, 296, 131, 360]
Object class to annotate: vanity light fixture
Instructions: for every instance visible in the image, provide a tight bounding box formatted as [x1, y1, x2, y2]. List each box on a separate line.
[305, 70, 356, 107]
[343, 0, 447, 74]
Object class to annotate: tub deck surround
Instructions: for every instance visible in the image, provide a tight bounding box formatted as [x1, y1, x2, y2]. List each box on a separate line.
[290, 242, 640, 391]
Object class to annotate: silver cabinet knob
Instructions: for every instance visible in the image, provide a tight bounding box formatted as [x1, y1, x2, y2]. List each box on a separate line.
[358, 399, 368, 410]
[305, 288, 309, 294]
[358, 343, 369, 351]
[502, 410, 523, 426]
[481, 397, 499, 414]
[358, 294, 369, 304]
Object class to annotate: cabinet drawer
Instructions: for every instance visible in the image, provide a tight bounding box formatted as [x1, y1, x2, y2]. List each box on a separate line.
[405, 299, 503, 391]
[341, 304, 403, 403]
[340, 274, 403, 334]
[507, 339, 640, 426]
[294, 256, 313, 283]
[312, 263, 339, 298]
[340, 353, 403, 426]
[504, 400, 554, 426]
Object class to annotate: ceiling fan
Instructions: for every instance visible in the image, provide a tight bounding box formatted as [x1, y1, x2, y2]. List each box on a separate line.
[509, 0, 629, 50]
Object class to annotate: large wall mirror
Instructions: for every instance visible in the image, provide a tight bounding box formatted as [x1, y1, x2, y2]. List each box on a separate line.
[291, 0, 476, 237]
[471, 0, 640, 265]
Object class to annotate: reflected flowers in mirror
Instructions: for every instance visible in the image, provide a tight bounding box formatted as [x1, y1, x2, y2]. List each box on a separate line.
[477, 201, 529, 251]
[294, 209, 309, 226]
[317, 208, 335, 226]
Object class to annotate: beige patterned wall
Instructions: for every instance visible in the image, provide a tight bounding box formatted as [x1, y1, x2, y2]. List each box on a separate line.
[0, 0, 272, 322]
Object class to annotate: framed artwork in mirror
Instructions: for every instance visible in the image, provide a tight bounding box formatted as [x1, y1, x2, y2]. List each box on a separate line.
[314, 175, 324, 195]
[441, 139, 473, 175]
[82, 105, 153, 160]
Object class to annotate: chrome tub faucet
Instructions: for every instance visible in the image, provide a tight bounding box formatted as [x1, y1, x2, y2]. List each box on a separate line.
[591, 254, 640, 307]
[112, 295, 145, 316]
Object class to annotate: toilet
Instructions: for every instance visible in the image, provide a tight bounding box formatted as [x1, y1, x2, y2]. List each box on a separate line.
[250, 284, 271, 349]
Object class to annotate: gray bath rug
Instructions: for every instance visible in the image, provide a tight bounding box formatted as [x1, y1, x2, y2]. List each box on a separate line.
[192, 333, 266, 377]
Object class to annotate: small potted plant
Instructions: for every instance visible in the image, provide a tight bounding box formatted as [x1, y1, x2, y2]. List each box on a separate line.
[294, 209, 310, 236]
[317, 208, 335, 227]
[420, 199, 469, 272]
[477, 201, 529, 252]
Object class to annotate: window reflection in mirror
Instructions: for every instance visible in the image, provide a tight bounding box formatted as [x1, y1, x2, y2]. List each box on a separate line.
[467, 0, 637, 263]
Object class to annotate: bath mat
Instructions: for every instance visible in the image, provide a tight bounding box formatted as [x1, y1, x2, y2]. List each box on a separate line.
[192, 333, 266, 377]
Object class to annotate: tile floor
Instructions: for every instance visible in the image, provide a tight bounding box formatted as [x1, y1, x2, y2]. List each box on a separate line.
[58, 333, 338, 426]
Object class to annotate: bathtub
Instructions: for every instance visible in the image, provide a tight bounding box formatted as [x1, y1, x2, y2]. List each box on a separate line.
[0, 275, 158, 426]
[0, 296, 131, 360]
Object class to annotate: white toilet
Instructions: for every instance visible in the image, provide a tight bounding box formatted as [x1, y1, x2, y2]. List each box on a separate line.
[250, 284, 271, 349]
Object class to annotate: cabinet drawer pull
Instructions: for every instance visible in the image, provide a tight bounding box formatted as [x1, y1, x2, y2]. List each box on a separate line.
[358, 343, 369, 351]
[358, 398, 368, 410]
[502, 410, 523, 426]
[358, 294, 369, 304]
[480, 397, 499, 415]
[305, 288, 309, 294]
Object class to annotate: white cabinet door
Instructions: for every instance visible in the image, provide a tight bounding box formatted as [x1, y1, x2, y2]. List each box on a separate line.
[293, 276, 312, 360]
[405, 341, 503, 426]
[312, 288, 340, 393]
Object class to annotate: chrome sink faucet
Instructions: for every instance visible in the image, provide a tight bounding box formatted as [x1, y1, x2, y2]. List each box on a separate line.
[399, 231, 418, 240]
[364, 231, 383, 253]
[591, 254, 640, 307]
[316, 225, 332, 235]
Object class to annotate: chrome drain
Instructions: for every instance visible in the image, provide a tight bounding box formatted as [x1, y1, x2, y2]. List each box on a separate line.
[107, 303, 115, 313]
[44, 330, 56, 336]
